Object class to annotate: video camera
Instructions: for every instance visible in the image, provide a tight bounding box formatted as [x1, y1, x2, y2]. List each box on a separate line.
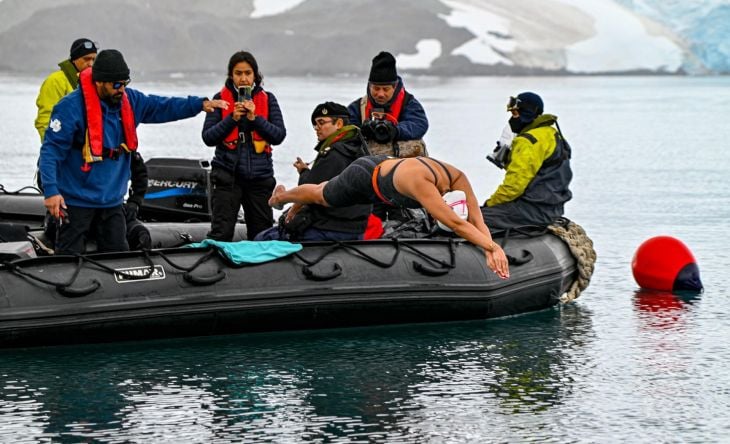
[486, 141, 511, 169]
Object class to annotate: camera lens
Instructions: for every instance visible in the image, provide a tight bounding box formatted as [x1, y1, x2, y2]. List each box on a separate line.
[373, 121, 390, 143]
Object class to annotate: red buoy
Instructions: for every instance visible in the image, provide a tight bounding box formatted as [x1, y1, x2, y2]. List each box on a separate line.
[632, 236, 703, 292]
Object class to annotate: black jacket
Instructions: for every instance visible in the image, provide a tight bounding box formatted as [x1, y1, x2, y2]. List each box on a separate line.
[297, 128, 370, 233]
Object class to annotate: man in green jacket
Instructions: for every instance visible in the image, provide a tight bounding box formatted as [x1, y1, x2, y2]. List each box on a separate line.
[34, 38, 98, 140]
[481, 92, 572, 230]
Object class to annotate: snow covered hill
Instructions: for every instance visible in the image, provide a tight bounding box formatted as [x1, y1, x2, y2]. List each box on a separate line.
[0, 0, 724, 75]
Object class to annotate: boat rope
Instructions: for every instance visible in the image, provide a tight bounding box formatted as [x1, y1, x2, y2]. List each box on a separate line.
[0, 184, 43, 194]
[489, 218, 596, 303]
[293, 238, 456, 280]
[547, 218, 596, 303]
[3, 251, 161, 297]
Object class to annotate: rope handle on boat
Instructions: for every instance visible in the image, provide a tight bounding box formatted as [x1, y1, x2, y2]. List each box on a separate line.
[4, 256, 104, 297]
[3, 248, 223, 297]
[157, 249, 227, 286]
[295, 238, 400, 268]
[183, 269, 226, 286]
[507, 249, 534, 266]
[402, 239, 456, 276]
[296, 238, 456, 281]
[302, 262, 342, 281]
[56, 279, 101, 298]
[0, 184, 43, 194]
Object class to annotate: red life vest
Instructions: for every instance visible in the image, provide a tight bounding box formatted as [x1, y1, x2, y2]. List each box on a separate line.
[363, 86, 406, 125]
[219, 86, 270, 153]
[79, 68, 138, 160]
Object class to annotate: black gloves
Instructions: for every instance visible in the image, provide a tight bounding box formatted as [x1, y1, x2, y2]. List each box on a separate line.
[361, 119, 397, 143]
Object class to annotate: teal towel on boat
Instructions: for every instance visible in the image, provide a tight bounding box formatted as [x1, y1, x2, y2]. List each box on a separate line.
[187, 240, 302, 264]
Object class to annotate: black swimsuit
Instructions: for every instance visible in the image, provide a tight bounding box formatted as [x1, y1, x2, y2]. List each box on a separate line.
[322, 155, 453, 209]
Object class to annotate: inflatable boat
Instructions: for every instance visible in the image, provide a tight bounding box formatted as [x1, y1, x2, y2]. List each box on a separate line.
[0, 224, 591, 348]
[0, 158, 595, 348]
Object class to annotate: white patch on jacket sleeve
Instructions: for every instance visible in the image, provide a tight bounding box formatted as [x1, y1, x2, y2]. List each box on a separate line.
[50, 118, 62, 133]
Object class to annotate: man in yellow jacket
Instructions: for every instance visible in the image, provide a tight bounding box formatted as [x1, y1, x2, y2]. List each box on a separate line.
[34, 38, 98, 140]
[481, 92, 572, 229]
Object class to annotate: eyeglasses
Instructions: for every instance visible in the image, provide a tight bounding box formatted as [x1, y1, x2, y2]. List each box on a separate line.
[313, 118, 334, 128]
[112, 79, 131, 90]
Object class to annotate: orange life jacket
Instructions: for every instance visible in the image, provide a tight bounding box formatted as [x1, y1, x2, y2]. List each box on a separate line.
[363, 86, 406, 125]
[78, 68, 137, 161]
[220, 86, 270, 153]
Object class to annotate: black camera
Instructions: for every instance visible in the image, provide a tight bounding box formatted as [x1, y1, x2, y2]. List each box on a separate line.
[486, 141, 511, 169]
[371, 120, 395, 143]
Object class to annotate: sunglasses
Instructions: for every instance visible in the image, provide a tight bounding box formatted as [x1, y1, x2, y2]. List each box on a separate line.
[112, 79, 131, 90]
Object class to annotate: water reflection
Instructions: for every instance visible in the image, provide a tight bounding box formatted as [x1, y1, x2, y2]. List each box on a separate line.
[0, 305, 595, 442]
[633, 289, 701, 331]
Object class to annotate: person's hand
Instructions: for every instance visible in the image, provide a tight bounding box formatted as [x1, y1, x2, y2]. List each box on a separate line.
[486, 242, 510, 279]
[360, 120, 377, 140]
[293, 157, 309, 173]
[231, 102, 246, 121]
[44, 194, 66, 220]
[284, 205, 301, 224]
[383, 120, 398, 142]
[242, 99, 256, 121]
[202, 99, 228, 113]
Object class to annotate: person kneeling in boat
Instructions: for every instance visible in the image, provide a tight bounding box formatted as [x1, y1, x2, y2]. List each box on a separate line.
[38, 49, 227, 255]
[268, 155, 510, 278]
[482, 92, 572, 230]
[256, 102, 371, 242]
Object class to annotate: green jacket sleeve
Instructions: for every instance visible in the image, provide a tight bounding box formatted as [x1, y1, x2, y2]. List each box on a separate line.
[35, 70, 74, 141]
[486, 126, 557, 206]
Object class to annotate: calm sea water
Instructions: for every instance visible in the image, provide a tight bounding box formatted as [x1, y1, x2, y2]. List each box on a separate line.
[1, 74, 729, 442]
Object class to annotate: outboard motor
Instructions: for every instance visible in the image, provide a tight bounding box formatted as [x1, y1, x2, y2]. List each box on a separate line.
[139, 158, 212, 222]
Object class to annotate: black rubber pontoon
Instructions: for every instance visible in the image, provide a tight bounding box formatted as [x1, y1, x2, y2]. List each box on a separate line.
[0, 235, 577, 348]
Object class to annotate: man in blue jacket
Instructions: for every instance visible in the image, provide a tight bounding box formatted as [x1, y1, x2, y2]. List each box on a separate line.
[348, 51, 429, 158]
[39, 49, 227, 255]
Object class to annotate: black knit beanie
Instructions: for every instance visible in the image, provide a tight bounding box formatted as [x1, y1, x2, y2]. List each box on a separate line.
[368, 51, 397, 84]
[69, 38, 98, 61]
[92, 49, 130, 82]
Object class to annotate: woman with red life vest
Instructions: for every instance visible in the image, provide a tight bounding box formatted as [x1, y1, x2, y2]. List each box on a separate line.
[202, 51, 287, 241]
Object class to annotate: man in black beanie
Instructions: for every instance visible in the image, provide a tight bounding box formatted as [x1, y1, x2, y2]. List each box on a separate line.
[35, 38, 98, 140]
[255, 101, 371, 241]
[348, 51, 429, 159]
[38, 49, 228, 255]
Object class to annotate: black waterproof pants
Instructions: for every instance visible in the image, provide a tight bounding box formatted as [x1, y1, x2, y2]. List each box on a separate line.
[55, 205, 128, 255]
[207, 167, 275, 241]
[480, 200, 564, 231]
